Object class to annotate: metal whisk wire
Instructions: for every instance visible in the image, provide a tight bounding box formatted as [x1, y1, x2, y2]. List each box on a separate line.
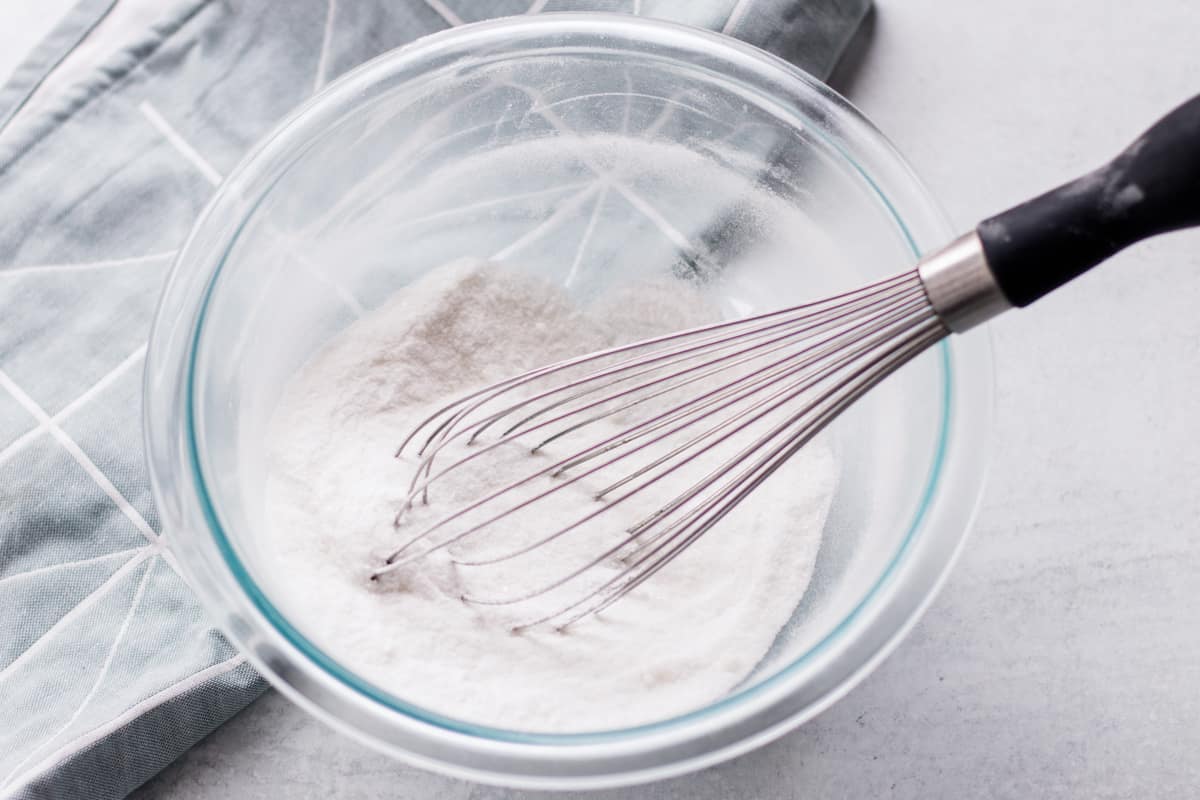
[398, 271, 914, 461]
[366, 93, 1200, 629]
[374, 270, 947, 630]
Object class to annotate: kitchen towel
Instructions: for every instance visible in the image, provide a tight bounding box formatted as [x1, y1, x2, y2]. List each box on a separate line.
[0, 1, 870, 797]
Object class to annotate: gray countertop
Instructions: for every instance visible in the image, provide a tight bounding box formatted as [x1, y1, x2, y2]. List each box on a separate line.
[13, 0, 1200, 797]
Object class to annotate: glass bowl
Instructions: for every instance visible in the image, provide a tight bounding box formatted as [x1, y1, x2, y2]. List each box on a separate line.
[144, 13, 992, 790]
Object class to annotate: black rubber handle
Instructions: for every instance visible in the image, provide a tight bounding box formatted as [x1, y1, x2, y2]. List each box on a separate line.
[977, 93, 1200, 307]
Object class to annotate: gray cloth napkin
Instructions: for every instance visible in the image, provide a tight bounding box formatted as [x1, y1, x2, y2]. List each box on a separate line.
[0, 1, 869, 797]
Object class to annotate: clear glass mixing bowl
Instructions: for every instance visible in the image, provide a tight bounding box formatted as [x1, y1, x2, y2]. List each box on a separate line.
[144, 14, 992, 789]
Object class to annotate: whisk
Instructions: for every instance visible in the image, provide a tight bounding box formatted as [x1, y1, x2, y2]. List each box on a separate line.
[373, 94, 1200, 630]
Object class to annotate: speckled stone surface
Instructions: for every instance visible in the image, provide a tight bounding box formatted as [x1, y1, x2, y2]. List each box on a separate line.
[19, 0, 1200, 796]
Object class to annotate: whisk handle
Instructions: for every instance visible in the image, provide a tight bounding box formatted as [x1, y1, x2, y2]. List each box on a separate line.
[977, 92, 1200, 307]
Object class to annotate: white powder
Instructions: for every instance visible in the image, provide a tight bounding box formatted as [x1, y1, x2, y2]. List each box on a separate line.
[263, 259, 837, 732]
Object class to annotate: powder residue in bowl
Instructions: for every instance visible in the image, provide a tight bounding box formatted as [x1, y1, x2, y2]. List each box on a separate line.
[262, 259, 837, 732]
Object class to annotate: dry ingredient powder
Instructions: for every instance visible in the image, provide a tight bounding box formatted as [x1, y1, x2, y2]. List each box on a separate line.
[263, 259, 837, 732]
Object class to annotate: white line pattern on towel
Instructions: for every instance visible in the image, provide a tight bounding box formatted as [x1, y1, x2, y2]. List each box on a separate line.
[0, 344, 147, 468]
[0, 558, 158, 790]
[0, 250, 176, 278]
[313, 0, 338, 91]
[0, 369, 158, 545]
[138, 102, 223, 187]
[1, 654, 248, 797]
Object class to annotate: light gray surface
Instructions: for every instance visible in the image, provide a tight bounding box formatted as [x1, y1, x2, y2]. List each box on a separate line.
[15, 0, 1200, 797]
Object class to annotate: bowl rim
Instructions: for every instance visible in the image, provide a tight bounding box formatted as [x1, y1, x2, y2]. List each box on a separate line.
[144, 12, 994, 789]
